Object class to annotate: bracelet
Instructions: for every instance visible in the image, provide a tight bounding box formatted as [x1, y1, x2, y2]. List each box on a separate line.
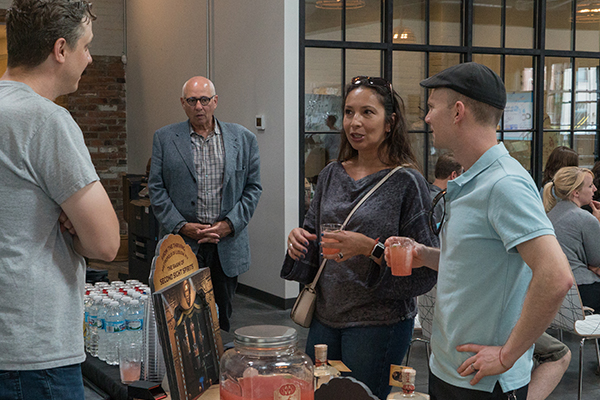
[498, 347, 509, 370]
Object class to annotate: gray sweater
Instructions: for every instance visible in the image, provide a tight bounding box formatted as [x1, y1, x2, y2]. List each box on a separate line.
[547, 200, 600, 285]
[304, 162, 438, 328]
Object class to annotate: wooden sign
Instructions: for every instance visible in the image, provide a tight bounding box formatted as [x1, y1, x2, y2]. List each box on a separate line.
[153, 235, 199, 291]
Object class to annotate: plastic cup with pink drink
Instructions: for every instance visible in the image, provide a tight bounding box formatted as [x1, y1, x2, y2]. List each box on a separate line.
[320, 223, 342, 255]
[387, 237, 415, 276]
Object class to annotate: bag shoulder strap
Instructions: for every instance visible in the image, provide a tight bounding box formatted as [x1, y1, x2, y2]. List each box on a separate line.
[307, 165, 403, 288]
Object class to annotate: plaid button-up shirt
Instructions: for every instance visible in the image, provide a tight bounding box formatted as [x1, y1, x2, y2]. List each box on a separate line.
[190, 120, 225, 224]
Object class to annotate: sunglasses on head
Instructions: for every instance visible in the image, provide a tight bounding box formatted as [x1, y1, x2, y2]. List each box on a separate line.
[351, 76, 395, 106]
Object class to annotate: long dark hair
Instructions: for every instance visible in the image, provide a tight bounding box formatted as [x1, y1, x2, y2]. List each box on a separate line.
[542, 146, 578, 185]
[337, 78, 419, 169]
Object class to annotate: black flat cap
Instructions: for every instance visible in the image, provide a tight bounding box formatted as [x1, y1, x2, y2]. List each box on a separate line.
[420, 62, 506, 110]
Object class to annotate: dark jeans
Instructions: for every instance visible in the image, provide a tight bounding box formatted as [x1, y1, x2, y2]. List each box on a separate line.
[0, 364, 84, 400]
[196, 243, 238, 332]
[306, 317, 414, 400]
[578, 282, 600, 313]
[429, 371, 528, 400]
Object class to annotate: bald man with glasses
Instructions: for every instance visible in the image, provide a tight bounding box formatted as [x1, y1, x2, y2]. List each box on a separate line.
[149, 76, 262, 332]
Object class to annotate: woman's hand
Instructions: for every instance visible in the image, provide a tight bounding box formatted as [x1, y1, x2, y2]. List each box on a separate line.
[287, 228, 317, 261]
[321, 230, 375, 263]
[589, 265, 600, 277]
[591, 200, 600, 222]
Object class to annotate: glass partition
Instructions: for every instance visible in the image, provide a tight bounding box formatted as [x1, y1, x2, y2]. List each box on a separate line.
[346, 0, 382, 42]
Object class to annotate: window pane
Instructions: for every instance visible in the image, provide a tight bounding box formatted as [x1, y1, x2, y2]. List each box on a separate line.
[575, 58, 599, 131]
[545, 58, 573, 131]
[504, 56, 535, 132]
[393, 0, 426, 44]
[392, 51, 427, 130]
[305, 133, 340, 179]
[506, 0, 534, 48]
[542, 133, 571, 172]
[504, 138, 532, 172]
[473, 0, 501, 47]
[472, 54, 501, 76]
[576, 1, 600, 52]
[408, 131, 426, 173]
[305, 48, 343, 133]
[546, 0, 573, 51]
[1, 25, 6, 76]
[430, 0, 461, 46]
[428, 53, 461, 77]
[345, 50, 382, 83]
[346, 0, 382, 42]
[574, 131, 597, 168]
[305, 0, 342, 41]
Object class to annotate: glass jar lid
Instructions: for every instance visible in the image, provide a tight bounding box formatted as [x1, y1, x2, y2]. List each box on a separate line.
[234, 325, 298, 348]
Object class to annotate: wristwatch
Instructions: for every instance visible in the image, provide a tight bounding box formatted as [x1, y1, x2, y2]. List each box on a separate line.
[369, 241, 385, 261]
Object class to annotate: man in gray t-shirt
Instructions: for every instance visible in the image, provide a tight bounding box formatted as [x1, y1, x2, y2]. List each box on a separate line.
[0, 2, 120, 399]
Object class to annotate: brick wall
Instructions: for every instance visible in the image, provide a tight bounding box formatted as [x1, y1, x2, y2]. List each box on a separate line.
[63, 56, 127, 233]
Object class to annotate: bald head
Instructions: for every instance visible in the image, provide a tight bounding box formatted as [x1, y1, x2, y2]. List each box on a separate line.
[182, 76, 216, 98]
[180, 76, 219, 134]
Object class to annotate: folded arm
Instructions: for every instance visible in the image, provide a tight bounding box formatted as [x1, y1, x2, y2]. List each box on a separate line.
[60, 181, 120, 261]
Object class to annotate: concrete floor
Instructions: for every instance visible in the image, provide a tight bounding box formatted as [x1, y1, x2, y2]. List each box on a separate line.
[226, 293, 600, 400]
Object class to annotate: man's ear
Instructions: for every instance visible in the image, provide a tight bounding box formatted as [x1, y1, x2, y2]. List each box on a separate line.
[454, 101, 466, 124]
[52, 38, 68, 64]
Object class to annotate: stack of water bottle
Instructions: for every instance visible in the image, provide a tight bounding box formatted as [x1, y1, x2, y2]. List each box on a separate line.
[84, 280, 150, 368]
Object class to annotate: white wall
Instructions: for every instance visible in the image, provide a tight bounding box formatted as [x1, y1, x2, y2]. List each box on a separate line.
[211, 0, 299, 300]
[126, 0, 299, 301]
[126, 0, 208, 173]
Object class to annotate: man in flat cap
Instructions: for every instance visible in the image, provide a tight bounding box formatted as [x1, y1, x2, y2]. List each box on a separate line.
[385, 63, 572, 399]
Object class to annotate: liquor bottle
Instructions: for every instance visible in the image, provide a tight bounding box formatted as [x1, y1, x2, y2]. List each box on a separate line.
[313, 344, 340, 390]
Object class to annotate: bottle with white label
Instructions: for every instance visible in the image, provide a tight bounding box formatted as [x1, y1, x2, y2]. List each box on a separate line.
[313, 344, 340, 389]
[104, 300, 126, 365]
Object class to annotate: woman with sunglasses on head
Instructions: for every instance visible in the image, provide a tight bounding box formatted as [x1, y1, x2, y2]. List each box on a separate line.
[284, 76, 438, 399]
[544, 166, 600, 312]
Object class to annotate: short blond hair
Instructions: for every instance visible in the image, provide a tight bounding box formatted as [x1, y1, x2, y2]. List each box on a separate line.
[543, 166, 593, 212]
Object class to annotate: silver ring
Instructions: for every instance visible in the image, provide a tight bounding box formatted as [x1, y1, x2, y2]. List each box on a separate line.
[471, 363, 478, 372]
[288, 242, 293, 249]
[338, 252, 344, 259]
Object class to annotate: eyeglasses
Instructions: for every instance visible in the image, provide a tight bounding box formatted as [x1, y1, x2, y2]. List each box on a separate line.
[184, 96, 215, 107]
[351, 76, 395, 106]
[428, 189, 447, 236]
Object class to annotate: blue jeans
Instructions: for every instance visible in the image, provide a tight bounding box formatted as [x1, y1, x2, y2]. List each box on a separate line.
[0, 364, 84, 400]
[306, 317, 414, 400]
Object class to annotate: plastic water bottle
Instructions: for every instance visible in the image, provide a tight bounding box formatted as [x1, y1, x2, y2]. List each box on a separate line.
[88, 296, 102, 357]
[127, 299, 144, 348]
[105, 300, 126, 365]
[97, 298, 112, 362]
[84, 294, 92, 352]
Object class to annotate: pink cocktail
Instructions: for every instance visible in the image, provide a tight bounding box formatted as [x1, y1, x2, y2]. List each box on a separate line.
[221, 375, 314, 400]
[320, 223, 342, 256]
[119, 360, 141, 384]
[321, 237, 340, 255]
[388, 238, 414, 276]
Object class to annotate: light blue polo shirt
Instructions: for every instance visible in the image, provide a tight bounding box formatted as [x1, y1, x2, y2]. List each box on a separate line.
[430, 143, 555, 392]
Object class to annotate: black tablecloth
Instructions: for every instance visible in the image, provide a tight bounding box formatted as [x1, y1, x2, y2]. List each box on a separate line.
[82, 354, 129, 400]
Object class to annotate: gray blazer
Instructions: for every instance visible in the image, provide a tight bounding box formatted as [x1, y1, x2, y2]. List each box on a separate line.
[148, 118, 262, 277]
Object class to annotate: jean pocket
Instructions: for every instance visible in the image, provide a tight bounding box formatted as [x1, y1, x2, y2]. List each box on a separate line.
[0, 370, 21, 400]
